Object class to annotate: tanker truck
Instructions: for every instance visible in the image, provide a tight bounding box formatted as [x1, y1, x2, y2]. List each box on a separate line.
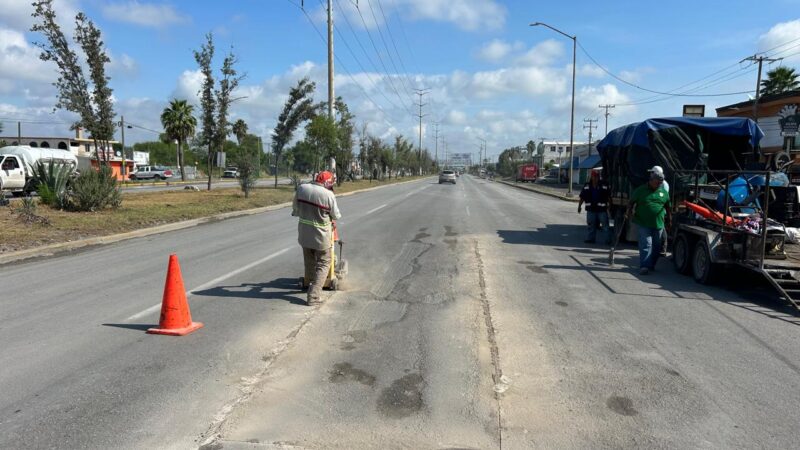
[0, 145, 79, 194]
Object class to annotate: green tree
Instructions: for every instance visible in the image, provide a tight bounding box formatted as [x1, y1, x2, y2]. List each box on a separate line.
[305, 115, 339, 173]
[333, 98, 355, 185]
[272, 77, 316, 187]
[232, 119, 248, 146]
[761, 67, 800, 96]
[193, 33, 244, 189]
[194, 33, 216, 189]
[32, 1, 116, 164]
[160, 99, 197, 181]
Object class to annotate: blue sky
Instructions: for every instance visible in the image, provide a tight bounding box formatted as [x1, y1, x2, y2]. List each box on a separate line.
[1, 0, 799, 160]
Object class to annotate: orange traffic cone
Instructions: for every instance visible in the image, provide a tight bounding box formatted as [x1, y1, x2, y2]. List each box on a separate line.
[147, 254, 204, 336]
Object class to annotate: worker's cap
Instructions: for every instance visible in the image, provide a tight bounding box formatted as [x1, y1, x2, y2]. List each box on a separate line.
[648, 165, 665, 180]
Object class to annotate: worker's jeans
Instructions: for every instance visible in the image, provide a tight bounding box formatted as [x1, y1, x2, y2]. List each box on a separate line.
[637, 226, 663, 269]
[586, 211, 611, 244]
[303, 246, 332, 303]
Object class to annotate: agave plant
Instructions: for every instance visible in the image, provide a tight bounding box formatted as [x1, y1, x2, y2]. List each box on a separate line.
[33, 160, 72, 209]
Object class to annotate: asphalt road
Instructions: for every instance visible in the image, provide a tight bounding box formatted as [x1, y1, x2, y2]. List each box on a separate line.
[1, 175, 799, 449]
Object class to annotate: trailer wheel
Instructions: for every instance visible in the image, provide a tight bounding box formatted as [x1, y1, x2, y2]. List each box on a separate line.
[673, 233, 692, 275]
[692, 240, 717, 284]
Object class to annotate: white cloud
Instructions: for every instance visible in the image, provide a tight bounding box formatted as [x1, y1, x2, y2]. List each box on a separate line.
[108, 52, 138, 78]
[321, 0, 505, 32]
[448, 109, 467, 125]
[102, 1, 189, 28]
[759, 19, 800, 63]
[0, 0, 79, 32]
[0, 27, 57, 93]
[515, 39, 563, 67]
[578, 64, 605, 78]
[401, 0, 505, 31]
[476, 39, 514, 63]
[468, 66, 567, 99]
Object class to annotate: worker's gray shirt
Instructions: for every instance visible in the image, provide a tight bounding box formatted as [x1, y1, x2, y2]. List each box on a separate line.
[292, 182, 342, 250]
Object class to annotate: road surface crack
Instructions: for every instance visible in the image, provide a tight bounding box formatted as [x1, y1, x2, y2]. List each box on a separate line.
[473, 239, 504, 449]
[196, 306, 321, 448]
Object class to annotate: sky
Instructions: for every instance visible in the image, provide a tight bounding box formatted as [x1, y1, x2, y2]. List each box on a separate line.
[1, 0, 800, 161]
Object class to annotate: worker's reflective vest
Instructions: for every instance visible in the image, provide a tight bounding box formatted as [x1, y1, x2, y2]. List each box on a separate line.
[292, 182, 342, 250]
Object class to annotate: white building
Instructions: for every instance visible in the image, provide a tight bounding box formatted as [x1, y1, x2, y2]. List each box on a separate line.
[537, 140, 589, 166]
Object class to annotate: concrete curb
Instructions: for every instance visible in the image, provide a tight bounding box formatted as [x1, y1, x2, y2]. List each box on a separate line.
[0, 177, 430, 266]
[497, 179, 579, 202]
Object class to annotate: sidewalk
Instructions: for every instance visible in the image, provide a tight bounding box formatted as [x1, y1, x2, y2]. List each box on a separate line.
[497, 179, 580, 202]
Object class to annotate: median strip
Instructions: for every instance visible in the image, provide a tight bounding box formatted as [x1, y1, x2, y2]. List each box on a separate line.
[0, 176, 427, 265]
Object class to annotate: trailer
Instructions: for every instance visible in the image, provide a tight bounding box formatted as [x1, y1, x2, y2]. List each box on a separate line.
[669, 169, 800, 311]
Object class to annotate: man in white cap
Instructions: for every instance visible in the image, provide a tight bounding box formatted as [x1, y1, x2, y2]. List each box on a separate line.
[648, 166, 670, 193]
[627, 167, 672, 275]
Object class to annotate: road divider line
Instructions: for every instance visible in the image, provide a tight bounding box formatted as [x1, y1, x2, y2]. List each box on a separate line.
[125, 247, 292, 322]
[366, 204, 387, 215]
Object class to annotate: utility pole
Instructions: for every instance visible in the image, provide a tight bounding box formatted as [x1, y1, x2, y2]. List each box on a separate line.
[583, 118, 598, 150]
[326, 0, 335, 120]
[741, 54, 782, 122]
[433, 122, 439, 169]
[599, 104, 615, 136]
[478, 138, 486, 169]
[17, 121, 21, 141]
[415, 88, 429, 175]
[120, 115, 126, 177]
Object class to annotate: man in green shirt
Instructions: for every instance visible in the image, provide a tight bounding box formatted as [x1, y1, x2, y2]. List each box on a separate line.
[627, 168, 671, 275]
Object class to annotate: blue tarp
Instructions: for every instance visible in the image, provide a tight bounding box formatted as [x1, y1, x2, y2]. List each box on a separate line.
[597, 117, 764, 152]
[577, 155, 601, 169]
[597, 116, 765, 196]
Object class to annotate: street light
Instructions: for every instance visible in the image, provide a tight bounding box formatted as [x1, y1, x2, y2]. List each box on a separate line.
[531, 21, 576, 196]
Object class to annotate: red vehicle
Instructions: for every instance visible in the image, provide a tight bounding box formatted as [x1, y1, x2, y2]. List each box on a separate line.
[516, 163, 539, 182]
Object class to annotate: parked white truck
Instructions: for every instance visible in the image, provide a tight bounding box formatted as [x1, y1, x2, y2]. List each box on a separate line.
[0, 145, 79, 194]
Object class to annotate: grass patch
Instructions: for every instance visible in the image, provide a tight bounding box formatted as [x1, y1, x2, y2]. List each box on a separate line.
[0, 176, 424, 254]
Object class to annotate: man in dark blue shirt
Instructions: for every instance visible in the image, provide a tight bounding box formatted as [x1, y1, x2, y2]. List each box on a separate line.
[578, 170, 611, 244]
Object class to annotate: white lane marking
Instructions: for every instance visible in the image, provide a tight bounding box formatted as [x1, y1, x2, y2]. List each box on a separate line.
[126, 303, 162, 322]
[466, 206, 471, 216]
[366, 204, 387, 214]
[125, 247, 292, 322]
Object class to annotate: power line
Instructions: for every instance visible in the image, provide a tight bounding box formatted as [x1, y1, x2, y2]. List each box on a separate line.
[295, 1, 399, 129]
[351, 0, 414, 115]
[365, 0, 411, 97]
[373, 0, 418, 95]
[331, 0, 410, 114]
[328, 1, 407, 113]
[578, 40, 756, 98]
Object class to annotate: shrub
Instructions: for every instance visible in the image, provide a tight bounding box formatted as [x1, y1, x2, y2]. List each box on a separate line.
[68, 166, 122, 211]
[13, 196, 50, 226]
[33, 160, 71, 209]
[236, 153, 260, 198]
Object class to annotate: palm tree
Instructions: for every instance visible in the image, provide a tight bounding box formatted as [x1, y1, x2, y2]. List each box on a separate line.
[161, 99, 197, 181]
[761, 67, 800, 96]
[232, 119, 248, 146]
